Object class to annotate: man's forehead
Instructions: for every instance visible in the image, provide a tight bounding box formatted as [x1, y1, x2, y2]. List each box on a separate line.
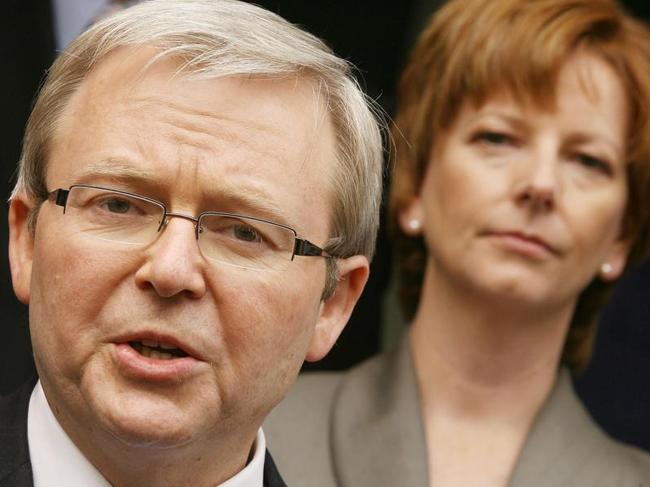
[59, 45, 332, 147]
[48, 45, 338, 235]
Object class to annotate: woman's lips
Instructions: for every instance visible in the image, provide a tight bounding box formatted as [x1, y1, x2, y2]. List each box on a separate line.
[485, 231, 557, 258]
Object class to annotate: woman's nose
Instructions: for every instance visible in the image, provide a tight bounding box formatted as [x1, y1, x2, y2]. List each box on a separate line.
[513, 149, 561, 213]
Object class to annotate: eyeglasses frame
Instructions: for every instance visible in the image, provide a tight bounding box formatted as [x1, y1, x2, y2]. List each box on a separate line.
[47, 184, 331, 262]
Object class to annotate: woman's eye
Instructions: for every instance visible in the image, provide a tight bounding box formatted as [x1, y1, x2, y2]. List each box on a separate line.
[576, 153, 612, 175]
[472, 131, 515, 146]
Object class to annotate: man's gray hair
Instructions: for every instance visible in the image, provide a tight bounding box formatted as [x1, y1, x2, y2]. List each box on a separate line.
[14, 0, 384, 297]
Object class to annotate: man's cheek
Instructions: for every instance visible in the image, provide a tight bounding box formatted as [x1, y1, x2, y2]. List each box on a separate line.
[219, 278, 308, 360]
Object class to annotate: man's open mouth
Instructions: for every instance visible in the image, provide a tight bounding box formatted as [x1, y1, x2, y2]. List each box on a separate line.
[129, 340, 189, 360]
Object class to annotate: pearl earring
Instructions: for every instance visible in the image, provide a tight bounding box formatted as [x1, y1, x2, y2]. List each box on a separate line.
[601, 263, 613, 274]
[408, 219, 421, 232]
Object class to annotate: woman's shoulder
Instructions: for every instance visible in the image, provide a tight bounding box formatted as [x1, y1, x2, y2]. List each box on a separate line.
[622, 441, 650, 478]
[267, 340, 412, 425]
[592, 434, 650, 485]
[264, 348, 398, 451]
[512, 368, 650, 486]
[264, 339, 428, 487]
[262, 362, 366, 487]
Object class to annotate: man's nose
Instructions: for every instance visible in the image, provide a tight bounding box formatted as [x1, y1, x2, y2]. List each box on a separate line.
[513, 147, 561, 213]
[134, 216, 207, 299]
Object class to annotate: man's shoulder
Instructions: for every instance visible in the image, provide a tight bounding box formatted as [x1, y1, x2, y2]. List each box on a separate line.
[0, 381, 34, 486]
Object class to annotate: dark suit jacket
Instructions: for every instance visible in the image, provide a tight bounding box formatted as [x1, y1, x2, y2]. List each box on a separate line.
[265, 337, 650, 487]
[0, 381, 287, 487]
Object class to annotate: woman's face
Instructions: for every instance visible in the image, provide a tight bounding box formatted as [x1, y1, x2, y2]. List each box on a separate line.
[401, 53, 630, 309]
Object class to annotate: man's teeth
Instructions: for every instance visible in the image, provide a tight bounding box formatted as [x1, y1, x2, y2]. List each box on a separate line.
[141, 339, 178, 350]
[130, 340, 187, 359]
[140, 346, 174, 360]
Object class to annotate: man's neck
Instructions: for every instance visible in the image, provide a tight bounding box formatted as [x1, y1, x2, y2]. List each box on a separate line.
[30, 382, 265, 487]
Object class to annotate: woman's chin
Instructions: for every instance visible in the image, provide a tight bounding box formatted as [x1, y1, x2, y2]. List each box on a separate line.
[461, 267, 577, 311]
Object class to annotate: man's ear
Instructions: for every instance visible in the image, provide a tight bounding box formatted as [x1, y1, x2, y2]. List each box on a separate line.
[305, 255, 369, 362]
[9, 192, 35, 304]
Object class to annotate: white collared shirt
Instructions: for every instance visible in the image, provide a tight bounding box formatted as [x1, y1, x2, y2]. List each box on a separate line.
[27, 381, 265, 487]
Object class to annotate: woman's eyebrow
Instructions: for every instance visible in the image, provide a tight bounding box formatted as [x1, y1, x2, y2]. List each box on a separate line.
[564, 132, 624, 158]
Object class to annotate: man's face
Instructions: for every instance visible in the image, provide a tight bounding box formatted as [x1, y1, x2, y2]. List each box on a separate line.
[10, 47, 359, 458]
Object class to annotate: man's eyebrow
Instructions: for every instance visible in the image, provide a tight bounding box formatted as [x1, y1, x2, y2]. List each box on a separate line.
[75, 158, 157, 183]
[207, 186, 293, 228]
[74, 158, 294, 227]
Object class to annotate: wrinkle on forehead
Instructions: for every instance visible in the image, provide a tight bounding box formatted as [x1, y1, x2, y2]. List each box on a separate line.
[51, 47, 337, 238]
[126, 94, 289, 139]
[63, 45, 334, 171]
[121, 79, 332, 179]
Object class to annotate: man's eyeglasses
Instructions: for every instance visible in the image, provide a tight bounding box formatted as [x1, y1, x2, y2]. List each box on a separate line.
[47, 184, 331, 271]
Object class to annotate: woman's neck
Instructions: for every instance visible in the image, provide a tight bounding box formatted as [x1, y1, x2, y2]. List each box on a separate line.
[410, 262, 573, 414]
[410, 264, 576, 487]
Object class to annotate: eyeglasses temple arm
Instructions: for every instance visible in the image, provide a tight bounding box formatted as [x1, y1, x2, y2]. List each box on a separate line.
[48, 189, 69, 208]
[294, 238, 330, 258]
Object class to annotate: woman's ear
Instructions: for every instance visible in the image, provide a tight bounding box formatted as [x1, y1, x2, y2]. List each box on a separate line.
[9, 192, 35, 304]
[305, 255, 369, 362]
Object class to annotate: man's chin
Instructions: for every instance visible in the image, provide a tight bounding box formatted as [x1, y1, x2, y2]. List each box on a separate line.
[84, 385, 208, 450]
[99, 406, 198, 449]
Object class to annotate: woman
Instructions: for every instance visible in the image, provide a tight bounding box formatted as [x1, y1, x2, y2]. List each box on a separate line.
[265, 0, 650, 485]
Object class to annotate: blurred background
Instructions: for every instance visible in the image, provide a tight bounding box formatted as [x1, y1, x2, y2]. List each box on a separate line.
[2, 0, 650, 451]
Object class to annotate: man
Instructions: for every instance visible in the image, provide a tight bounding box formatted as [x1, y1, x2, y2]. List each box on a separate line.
[0, 0, 383, 485]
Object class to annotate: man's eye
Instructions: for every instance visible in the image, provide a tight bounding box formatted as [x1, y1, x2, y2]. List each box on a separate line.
[233, 224, 262, 243]
[101, 198, 132, 214]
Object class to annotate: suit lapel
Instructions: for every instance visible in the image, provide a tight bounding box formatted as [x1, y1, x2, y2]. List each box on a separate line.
[330, 345, 628, 487]
[263, 450, 287, 487]
[509, 369, 612, 486]
[331, 338, 429, 486]
[0, 380, 35, 487]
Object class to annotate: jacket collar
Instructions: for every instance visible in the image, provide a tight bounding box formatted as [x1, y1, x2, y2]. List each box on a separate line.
[331, 338, 628, 487]
[331, 338, 429, 486]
